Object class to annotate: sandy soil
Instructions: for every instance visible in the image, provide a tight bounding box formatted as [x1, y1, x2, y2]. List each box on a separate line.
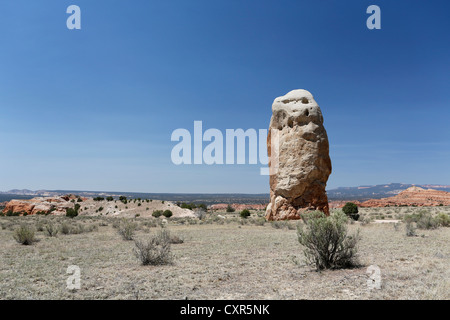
[0, 206, 449, 300]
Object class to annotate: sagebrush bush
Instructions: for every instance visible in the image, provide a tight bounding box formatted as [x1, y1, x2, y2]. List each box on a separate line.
[44, 223, 59, 237]
[194, 209, 206, 220]
[133, 229, 174, 266]
[297, 211, 360, 271]
[118, 219, 137, 240]
[360, 216, 372, 226]
[405, 221, 417, 237]
[252, 217, 266, 226]
[60, 222, 71, 235]
[271, 220, 289, 229]
[13, 225, 36, 245]
[416, 213, 439, 230]
[226, 205, 235, 213]
[436, 213, 450, 227]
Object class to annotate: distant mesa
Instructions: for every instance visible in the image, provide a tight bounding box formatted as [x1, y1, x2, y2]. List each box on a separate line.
[210, 203, 266, 211]
[359, 187, 450, 207]
[329, 187, 450, 208]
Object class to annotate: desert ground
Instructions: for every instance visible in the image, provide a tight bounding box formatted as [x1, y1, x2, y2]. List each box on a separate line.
[0, 206, 449, 300]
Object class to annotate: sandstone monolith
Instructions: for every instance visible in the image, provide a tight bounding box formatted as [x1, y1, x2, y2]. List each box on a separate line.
[266, 89, 332, 220]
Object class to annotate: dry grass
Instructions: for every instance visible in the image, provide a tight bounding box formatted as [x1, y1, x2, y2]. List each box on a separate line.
[0, 206, 449, 300]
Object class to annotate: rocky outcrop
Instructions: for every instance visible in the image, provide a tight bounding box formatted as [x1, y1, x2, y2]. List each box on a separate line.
[359, 187, 450, 207]
[2, 196, 78, 216]
[266, 90, 332, 221]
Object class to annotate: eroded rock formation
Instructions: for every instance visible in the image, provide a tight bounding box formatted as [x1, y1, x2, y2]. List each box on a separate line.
[359, 187, 450, 207]
[2, 195, 82, 216]
[266, 89, 332, 220]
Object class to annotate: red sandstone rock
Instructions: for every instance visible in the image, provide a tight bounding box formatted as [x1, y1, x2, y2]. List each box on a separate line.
[359, 187, 450, 207]
[2, 195, 75, 216]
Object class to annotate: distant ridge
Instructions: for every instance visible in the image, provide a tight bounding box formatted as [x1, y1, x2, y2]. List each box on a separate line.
[1, 183, 449, 203]
[326, 183, 450, 200]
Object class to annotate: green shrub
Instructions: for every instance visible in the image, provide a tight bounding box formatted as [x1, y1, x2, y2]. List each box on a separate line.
[6, 210, 20, 217]
[65, 208, 78, 218]
[93, 197, 104, 201]
[163, 210, 173, 218]
[226, 205, 235, 213]
[297, 211, 360, 270]
[342, 202, 359, 221]
[152, 210, 163, 218]
[13, 225, 36, 245]
[106, 196, 114, 201]
[240, 209, 251, 219]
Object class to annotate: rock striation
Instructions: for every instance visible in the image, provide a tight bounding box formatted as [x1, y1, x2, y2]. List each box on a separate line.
[266, 89, 332, 220]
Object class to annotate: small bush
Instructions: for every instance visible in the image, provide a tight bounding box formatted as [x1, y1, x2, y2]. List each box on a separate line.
[118, 219, 137, 240]
[13, 225, 36, 245]
[194, 209, 206, 220]
[240, 209, 251, 219]
[6, 210, 20, 217]
[252, 217, 266, 226]
[342, 202, 359, 221]
[163, 210, 173, 218]
[152, 210, 163, 218]
[60, 222, 71, 235]
[405, 221, 417, 237]
[416, 214, 439, 230]
[66, 204, 80, 218]
[297, 211, 360, 271]
[436, 213, 450, 227]
[360, 216, 372, 225]
[44, 223, 59, 237]
[271, 220, 289, 229]
[133, 229, 174, 266]
[226, 205, 235, 213]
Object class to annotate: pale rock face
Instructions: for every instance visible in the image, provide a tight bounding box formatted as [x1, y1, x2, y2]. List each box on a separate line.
[266, 89, 332, 220]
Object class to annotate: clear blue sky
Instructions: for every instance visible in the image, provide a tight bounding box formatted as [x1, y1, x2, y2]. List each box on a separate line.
[0, 0, 449, 193]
